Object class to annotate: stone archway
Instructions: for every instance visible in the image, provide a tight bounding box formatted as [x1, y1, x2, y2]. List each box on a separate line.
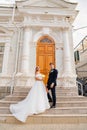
[36, 35, 55, 84]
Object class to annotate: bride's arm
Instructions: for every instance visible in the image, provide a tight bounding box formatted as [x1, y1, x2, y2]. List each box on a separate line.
[35, 77, 43, 81]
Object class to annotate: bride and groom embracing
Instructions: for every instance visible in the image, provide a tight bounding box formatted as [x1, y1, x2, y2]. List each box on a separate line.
[10, 63, 58, 122]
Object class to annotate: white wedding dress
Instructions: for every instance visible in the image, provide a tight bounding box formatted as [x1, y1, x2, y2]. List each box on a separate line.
[10, 73, 50, 122]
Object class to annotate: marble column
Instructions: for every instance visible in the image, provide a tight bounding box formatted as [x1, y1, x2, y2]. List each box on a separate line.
[56, 46, 63, 77]
[62, 29, 77, 90]
[21, 27, 32, 75]
[68, 27, 76, 75]
[2, 42, 10, 75]
[62, 29, 73, 77]
[56, 46, 63, 87]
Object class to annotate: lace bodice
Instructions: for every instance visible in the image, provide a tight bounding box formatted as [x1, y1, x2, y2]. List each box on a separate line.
[35, 73, 43, 80]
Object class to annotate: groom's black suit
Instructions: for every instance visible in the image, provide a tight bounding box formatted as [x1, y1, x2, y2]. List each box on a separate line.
[47, 68, 58, 107]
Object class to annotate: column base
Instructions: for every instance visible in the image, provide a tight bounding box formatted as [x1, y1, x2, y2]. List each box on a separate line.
[62, 77, 76, 87]
[15, 74, 35, 87]
[61, 72, 77, 87]
[57, 76, 78, 96]
[57, 86, 78, 96]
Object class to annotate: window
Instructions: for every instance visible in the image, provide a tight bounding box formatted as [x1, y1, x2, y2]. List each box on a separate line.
[83, 38, 87, 50]
[40, 37, 52, 43]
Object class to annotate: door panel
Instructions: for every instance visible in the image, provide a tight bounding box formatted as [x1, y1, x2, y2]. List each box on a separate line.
[36, 36, 55, 84]
[46, 45, 54, 53]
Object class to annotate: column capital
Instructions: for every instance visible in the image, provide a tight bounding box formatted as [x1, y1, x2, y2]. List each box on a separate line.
[62, 27, 69, 32]
[23, 26, 32, 30]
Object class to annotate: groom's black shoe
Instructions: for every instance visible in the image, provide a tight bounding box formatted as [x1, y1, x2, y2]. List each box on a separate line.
[50, 105, 56, 108]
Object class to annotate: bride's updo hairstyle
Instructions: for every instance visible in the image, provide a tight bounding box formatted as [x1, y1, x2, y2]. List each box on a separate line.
[35, 66, 40, 74]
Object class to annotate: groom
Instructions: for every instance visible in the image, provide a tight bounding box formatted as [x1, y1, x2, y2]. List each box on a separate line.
[46, 63, 58, 108]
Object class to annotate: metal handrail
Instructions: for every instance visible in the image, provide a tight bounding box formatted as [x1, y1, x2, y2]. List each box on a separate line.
[9, 2, 22, 95]
[3, 78, 15, 95]
[10, 27, 21, 95]
[76, 80, 83, 96]
[0, 78, 15, 99]
[74, 35, 87, 50]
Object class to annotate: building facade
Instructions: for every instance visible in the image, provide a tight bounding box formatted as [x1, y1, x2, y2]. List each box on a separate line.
[74, 36, 87, 79]
[0, 0, 78, 94]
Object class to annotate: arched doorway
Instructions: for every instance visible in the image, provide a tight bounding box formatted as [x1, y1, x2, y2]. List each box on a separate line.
[36, 35, 55, 84]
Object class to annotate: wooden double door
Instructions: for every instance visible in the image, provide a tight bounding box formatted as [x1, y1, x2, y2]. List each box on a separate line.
[36, 35, 55, 84]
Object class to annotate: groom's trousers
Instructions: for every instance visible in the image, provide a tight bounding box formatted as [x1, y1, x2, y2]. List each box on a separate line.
[47, 86, 56, 106]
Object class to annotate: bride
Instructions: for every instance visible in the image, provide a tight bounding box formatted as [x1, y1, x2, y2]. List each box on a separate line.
[10, 66, 50, 123]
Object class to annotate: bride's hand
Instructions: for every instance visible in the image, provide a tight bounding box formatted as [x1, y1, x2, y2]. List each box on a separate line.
[35, 77, 42, 81]
[41, 74, 45, 78]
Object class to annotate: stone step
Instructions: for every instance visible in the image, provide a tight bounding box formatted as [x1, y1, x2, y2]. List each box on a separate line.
[13, 91, 76, 93]
[3, 95, 87, 102]
[14, 87, 31, 89]
[12, 93, 28, 96]
[14, 86, 76, 89]
[13, 91, 77, 97]
[0, 107, 10, 114]
[13, 89, 77, 92]
[0, 114, 87, 125]
[45, 107, 87, 114]
[0, 122, 87, 130]
[0, 101, 17, 107]
[13, 87, 77, 92]
[13, 87, 78, 97]
[1, 100, 87, 107]
[57, 101, 87, 107]
[1, 106, 87, 115]
[0, 87, 87, 127]
[57, 96, 87, 101]
[4, 96, 25, 101]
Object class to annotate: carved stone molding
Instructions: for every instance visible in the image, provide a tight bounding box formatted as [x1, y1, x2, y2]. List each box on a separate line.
[56, 46, 63, 50]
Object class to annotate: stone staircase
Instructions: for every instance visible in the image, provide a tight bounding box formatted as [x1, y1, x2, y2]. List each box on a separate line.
[0, 87, 87, 130]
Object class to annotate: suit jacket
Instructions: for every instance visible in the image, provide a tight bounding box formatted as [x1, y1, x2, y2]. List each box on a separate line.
[47, 69, 58, 89]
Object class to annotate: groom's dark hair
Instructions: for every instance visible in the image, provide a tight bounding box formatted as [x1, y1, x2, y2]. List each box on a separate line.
[49, 62, 54, 65]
